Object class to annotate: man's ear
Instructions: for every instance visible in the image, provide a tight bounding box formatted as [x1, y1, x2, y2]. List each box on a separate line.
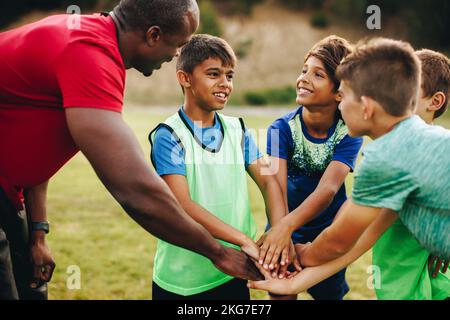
[427, 91, 446, 113]
[146, 26, 162, 46]
[176, 70, 191, 88]
[361, 96, 375, 121]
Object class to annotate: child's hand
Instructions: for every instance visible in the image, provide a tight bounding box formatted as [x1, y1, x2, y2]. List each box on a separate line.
[295, 242, 312, 267]
[274, 242, 302, 279]
[240, 237, 260, 261]
[247, 260, 297, 295]
[257, 223, 292, 271]
[428, 254, 449, 278]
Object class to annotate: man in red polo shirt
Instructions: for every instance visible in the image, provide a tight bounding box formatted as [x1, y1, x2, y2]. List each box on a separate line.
[0, 0, 262, 300]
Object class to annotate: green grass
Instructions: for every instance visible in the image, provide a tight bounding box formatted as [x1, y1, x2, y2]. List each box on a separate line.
[46, 107, 450, 300]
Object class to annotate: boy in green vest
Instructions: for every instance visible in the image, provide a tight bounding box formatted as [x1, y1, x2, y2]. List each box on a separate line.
[148, 34, 291, 299]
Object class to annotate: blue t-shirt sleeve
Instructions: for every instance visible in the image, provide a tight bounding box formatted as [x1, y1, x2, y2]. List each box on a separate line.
[151, 126, 186, 176]
[266, 118, 293, 160]
[244, 129, 263, 166]
[332, 135, 363, 171]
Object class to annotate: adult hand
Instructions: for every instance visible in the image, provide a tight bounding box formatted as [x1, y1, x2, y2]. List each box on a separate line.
[257, 223, 292, 271]
[428, 255, 449, 278]
[247, 259, 296, 295]
[29, 231, 55, 288]
[213, 246, 263, 281]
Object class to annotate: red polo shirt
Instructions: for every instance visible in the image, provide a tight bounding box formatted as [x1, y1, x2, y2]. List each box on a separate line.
[0, 14, 126, 208]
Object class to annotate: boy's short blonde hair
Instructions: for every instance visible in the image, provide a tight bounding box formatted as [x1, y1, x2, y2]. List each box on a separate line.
[416, 49, 450, 119]
[337, 38, 421, 117]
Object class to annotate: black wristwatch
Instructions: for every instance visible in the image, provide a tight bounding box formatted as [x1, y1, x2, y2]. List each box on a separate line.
[31, 221, 50, 234]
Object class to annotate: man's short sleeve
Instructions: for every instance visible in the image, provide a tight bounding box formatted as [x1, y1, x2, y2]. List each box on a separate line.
[352, 152, 419, 212]
[56, 41, 125, 112]
[266, 118, 293, 160]
[151, 126, 186, 176]
[332, 135, 363, 171]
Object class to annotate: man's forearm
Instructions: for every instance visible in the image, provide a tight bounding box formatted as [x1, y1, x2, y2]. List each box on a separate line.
[24, 181, 50, 252]
[24, 180, 49, 223]
[116, 176, 223, 261]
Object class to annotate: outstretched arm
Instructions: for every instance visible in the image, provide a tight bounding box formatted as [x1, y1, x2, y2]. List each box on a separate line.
[258, 161, 350, 270]
[65, 108, 262, 281]
[247, 157, 301, 274]
[248, 209, 398, 294]
[299, 200, 386, 267]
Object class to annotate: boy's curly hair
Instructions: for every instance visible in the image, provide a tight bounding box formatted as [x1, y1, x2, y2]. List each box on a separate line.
[305, 35, 353, 92]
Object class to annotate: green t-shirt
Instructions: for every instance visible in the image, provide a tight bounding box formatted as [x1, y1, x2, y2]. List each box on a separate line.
[352, 115, 450, 261]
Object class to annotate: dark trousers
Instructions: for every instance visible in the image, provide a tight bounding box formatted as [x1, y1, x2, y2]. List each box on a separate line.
[0, 188, 47, 300]
[152, 278, 250, 300]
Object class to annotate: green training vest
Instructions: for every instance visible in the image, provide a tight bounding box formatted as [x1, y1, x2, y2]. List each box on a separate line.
[149, 111, 257, 296]
[373, 220, 450, 300]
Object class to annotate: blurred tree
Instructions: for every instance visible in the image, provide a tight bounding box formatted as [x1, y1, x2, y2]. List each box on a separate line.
[2, 0, 449, 49]
[330, 0, 367, 22]
[404, 0, 450, 49]
[310, 11, 329, 28]
[1, 0, 29, 28]
[279, 0, 326, 10]
[213, 0, 264, 16]
[197, 0, 223, 36]
[1, 0, 100, 28]
[275, 0, 450, 50]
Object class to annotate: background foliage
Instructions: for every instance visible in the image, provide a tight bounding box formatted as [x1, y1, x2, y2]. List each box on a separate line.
[2, 0, 448, 49]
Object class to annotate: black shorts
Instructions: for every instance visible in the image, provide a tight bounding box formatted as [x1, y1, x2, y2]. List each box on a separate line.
[0, 187, 47, 300]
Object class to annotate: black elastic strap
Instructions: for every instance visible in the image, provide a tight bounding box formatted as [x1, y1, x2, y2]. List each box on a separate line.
[238, 118, 246, 155]
[148, 123, 184, 171]
[177, 110, 224, 153]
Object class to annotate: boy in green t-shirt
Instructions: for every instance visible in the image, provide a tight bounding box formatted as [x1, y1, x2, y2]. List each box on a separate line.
[149, 34, 292, 299]
[371, 49, 450, 300]
[248, 38, 450, 297]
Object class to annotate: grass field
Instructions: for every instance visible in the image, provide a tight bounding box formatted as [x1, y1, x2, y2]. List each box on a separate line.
[46, 106, 450, 300]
